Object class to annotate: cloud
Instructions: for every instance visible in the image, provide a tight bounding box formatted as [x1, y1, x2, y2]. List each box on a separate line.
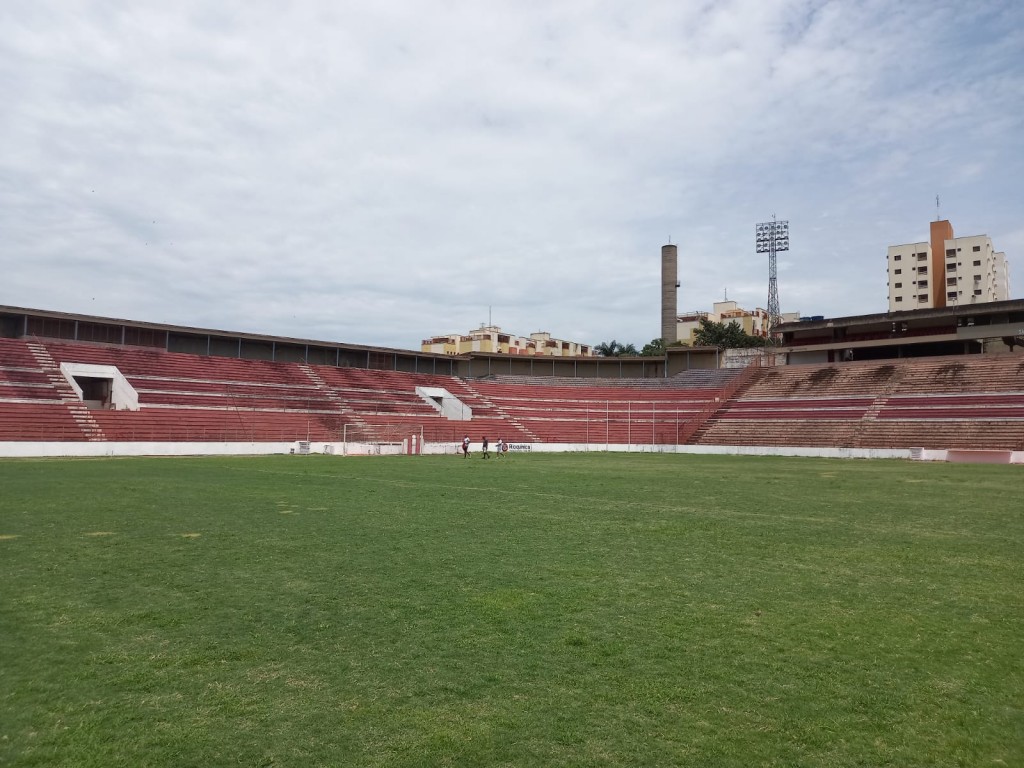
[1, 0, 1022, 349]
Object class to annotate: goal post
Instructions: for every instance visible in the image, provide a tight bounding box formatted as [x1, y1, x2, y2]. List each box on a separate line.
[341, 423, 424, 455]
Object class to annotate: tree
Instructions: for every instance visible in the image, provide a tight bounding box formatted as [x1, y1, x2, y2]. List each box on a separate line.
[640, 337, 666, 356]
[595, 340, 639, 357]
[692, 318, 767, 349]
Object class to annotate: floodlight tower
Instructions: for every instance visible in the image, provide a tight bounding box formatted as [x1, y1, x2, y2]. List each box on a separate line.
[755, 216, 789, 338]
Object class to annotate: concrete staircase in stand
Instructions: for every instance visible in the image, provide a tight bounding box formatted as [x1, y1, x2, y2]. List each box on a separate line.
[25, 341, 107, 441]
[685, 364, 764, 444]
[848, 364, 909, 448]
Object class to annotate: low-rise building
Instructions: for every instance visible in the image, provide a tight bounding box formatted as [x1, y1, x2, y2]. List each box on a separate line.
[675, 301, 798, 345]
[421, 326, 594, 357]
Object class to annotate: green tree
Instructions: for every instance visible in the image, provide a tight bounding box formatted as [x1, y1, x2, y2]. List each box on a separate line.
[640, 337, 666, 356]
[692, 318, 767, 349]
[595, 340, 640, 357]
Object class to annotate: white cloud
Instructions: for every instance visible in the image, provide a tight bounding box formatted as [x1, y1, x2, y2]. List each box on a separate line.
[1, 0, 1022, 349]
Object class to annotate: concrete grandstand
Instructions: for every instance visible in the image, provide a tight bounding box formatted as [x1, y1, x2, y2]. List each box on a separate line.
[1, 304, 1022, 462]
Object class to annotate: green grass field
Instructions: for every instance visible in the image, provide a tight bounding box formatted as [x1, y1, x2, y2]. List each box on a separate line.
[1, 453, 1021, 767]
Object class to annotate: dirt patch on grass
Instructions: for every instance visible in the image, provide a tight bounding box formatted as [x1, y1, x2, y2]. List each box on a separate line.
[0, 534, 19, 541]
[84, 531, 116, 537]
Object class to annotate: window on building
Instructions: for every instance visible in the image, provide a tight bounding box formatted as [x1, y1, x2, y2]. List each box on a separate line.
[947, 263, 957, 272]
[895, 296, 903, 302]
[894, 254, 902, 261]
[972, 245, 981, 252]
[918, 295, 929, 302]
[974, 289, 983, 296]
[894, 282, 902, 288]
[946, 249, 956, 257]
[917, 254, 927, 261]
[918, 280, 928, 288]
[918, 266, 927, 275]
[973, 260, 981, 266]
[946, 278, 956, 286]
[894, 268, 902, 274]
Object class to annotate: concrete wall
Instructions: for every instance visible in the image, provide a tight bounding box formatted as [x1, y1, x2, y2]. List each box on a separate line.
[787, 349, 830, 365]
[0, 441, 299, 458]
[3, 442, 1021, 463]
[421, 442, 916, 460]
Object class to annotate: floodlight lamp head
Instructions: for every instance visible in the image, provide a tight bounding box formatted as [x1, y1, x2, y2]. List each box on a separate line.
[755, 222, 772, 253]
[755, 219, 790, 253]
[775, 220, 790, 252]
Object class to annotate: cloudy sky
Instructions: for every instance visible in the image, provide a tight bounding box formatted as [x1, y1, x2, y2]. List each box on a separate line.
[2, 1, 1022, 350]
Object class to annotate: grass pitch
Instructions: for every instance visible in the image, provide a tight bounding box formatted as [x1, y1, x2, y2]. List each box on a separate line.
[1, 453, 1021, 767]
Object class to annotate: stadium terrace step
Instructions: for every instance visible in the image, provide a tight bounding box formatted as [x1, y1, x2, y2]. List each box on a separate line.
[691, 354, 1024, 450]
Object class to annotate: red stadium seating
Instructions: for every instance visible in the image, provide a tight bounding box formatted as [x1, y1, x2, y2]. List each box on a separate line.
[694, 355, 1024, 450]
[1, 337, 1021, 450]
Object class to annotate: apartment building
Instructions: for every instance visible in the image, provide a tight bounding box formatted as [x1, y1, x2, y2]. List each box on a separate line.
[887, 220, 1010, 311]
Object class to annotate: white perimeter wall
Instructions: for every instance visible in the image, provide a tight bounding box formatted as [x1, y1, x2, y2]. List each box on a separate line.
[2, 441, 1022, 463]
[421, 442, 914, 460]
[0, 441, 398, 458]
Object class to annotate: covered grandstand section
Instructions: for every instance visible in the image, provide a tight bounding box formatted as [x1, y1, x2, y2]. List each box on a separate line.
[777, 299, 1024, 364]
[0, 305, 721, 379]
